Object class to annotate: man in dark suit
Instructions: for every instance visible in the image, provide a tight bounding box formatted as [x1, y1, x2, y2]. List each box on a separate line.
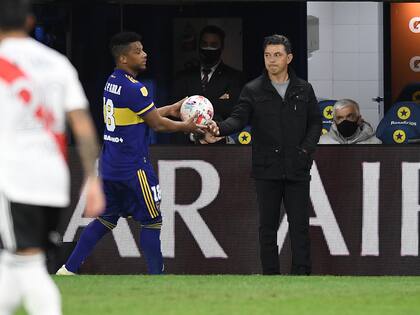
[172, 25, 244, 144]
[209, 35, 321, 275]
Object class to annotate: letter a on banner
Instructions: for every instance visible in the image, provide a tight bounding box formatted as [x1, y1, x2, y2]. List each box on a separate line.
[158, 160, 227, 258]
[63, 183, 141, 257]
[401, 162, 420, 256]
[278, 163, 349, 255]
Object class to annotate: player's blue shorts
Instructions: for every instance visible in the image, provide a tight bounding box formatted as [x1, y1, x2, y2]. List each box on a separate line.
[100, 165, 162, 227]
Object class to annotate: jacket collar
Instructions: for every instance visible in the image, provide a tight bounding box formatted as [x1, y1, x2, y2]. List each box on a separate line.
[201, 60, 221, 73]
[203, 61, 226, 82]
[261, 67, 303, 96]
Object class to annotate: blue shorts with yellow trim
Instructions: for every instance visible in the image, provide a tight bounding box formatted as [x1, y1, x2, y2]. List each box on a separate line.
[101, 167, 161, 226]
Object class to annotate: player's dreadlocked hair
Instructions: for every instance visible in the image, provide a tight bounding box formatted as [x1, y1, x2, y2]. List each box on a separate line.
[0, 0, 31, 31]
[109, 32, 143, 62]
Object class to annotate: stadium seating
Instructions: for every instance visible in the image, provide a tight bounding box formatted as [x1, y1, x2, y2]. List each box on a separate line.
[227, 125, 252, 144]
[318, 99, 336, 135]
[376, 101, 420, 144]
[396, 82, 420, 104]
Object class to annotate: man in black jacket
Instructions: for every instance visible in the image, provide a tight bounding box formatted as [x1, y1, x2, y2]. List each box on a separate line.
[172, 25, 244, 144]
[209, 35, 321, 275]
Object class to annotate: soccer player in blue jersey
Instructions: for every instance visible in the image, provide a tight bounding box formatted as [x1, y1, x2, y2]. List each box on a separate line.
[57, 32, 204, 275]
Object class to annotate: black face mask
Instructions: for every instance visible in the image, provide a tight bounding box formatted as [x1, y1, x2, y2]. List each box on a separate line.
[337, 120, 359, 138]
[199, 47, 222, 67]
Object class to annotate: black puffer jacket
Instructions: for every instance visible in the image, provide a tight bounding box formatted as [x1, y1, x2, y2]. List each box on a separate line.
[218, 68, 322, 181]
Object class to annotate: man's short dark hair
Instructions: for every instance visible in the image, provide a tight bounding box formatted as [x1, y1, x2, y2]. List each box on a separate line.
[263, 34, 292, 54]
[0, 0, 31, 31]
[109, 31, 142, 61]
[200, 25, 225, 48]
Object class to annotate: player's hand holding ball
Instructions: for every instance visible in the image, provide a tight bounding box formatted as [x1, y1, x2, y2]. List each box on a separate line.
[180, 95, 214, 126]
[180, 95, 214, 136]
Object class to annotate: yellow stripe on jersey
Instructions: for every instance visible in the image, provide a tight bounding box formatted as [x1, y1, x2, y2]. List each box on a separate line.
[140, 170, 159, 218]
[103, 106, 145, 126]
[137, 171, 158, 218]
[136, 102, 155, 115]
[125, 74, 139, 83]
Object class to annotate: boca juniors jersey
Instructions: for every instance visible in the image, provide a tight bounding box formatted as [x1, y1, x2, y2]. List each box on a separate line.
[100, 69, 156, 180]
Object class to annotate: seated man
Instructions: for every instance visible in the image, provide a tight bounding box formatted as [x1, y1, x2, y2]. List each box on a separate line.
[318, 99, 382, 144]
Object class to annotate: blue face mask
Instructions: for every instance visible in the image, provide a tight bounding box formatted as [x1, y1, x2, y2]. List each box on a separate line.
[337, 120, 359, 138]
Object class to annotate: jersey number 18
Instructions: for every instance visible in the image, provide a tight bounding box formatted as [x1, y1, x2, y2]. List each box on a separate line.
[104, 97, 116, 132]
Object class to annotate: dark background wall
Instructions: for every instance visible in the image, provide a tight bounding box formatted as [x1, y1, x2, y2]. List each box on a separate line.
[32, 1, 307, 140]
[62, 145, 420, 275]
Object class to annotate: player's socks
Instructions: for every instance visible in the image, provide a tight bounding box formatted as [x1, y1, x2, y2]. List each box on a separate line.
[139, 226, 163, 274]
[65, 219, 111, 273]
[3, 252, 61, 315]
[0, 251, 22, 315]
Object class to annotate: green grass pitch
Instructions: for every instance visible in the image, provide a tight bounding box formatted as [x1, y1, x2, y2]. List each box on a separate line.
[16, 275, 420, 315]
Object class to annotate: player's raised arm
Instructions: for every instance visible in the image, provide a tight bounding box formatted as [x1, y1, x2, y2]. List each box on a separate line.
[157, 97, 187, 118]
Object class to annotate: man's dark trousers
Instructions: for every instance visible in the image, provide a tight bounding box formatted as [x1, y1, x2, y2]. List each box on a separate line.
[255, 178, 311, 275]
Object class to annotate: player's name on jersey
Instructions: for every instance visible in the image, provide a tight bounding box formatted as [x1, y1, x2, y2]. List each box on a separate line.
[104, 82, 122, 95]
[104, 134, 124, 143]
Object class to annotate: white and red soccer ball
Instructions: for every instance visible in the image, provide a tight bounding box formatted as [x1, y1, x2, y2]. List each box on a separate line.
[180, 95, 214, 126]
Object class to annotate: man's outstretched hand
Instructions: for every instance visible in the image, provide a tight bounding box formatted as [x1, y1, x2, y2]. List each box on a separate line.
[198, 131, 225, 144]
[207, 120, 220, 136]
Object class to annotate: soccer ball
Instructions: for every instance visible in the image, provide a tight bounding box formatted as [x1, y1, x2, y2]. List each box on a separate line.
[180, 95, 214, 126]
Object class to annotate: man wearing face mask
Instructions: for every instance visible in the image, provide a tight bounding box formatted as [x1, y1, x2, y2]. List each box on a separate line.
[318, 99, 382, 144]
[171, 25, 244, 144]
